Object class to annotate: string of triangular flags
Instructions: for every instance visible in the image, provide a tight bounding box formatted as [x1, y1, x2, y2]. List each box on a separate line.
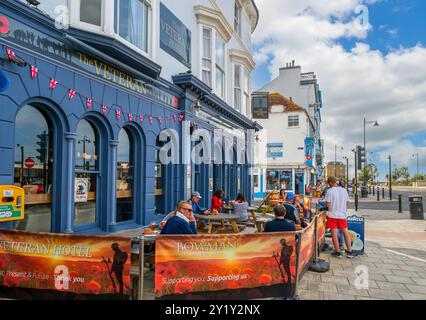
[4, 46, 245, 143]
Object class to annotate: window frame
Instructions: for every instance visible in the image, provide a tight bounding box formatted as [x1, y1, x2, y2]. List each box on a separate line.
[288, 115, 300, 128]
[199, 26, 227, 99]
[79, 0, 104, 28]
[113, 0, 152, 56]
[201, 27, 213, 88]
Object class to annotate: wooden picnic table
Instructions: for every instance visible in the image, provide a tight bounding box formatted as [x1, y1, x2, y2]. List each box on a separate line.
[194, 214, 241, 234]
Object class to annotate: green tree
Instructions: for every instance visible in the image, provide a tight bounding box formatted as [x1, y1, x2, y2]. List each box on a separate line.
[358, 164, 379, 183]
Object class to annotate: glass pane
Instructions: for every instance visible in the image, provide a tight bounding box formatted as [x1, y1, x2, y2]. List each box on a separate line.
[13, 105, 52, 232]
[74, 173, 97, 225]
[202, 70, 211, 87]
[216, 35, 224, 68]
[117, 0, 148, 51]
[280, 171, 293, 190]
[117, 129, 133, 222]
[80, 0, 102, 26]
[234, 88, 241, 111]
[75, 119, 98, 171]
[266, 170, 279, 190]
[234, 65, 241, 87]
[203, 28, 211, 59]
[216, 69, 224, 97]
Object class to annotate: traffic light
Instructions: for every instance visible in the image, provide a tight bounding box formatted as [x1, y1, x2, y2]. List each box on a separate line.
[356, 145, 365, 170]
[36, 131, 48, 164]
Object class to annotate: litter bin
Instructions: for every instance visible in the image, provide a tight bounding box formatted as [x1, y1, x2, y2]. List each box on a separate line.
[408, 196, 424, 220]
[361, 187, 368, 198]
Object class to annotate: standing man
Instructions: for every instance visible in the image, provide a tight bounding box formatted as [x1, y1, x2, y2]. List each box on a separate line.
[324, 176, 357, 258]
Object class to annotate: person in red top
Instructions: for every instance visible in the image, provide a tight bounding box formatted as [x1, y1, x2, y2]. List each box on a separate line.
[211, 189, 224, 214]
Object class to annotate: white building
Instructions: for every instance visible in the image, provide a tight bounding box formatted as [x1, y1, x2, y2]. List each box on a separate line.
[253, 62, 325, 198]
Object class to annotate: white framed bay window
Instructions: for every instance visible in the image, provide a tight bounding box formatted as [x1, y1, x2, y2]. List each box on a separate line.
[200, 26, 227, 99]
[114, 0, 151, 53]
[233, 64, 251, 115]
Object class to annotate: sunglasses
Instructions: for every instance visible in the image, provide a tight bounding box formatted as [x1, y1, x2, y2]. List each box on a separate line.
[182, 208, 193, 212]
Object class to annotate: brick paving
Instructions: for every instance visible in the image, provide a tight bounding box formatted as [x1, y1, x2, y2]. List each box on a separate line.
[299, 208, 426, 300]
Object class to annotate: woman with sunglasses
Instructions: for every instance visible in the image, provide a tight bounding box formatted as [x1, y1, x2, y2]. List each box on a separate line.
[160, 201, 197, 235]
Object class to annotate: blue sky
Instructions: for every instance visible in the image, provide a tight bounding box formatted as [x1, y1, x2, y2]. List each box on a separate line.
[253, 0, 426, 181]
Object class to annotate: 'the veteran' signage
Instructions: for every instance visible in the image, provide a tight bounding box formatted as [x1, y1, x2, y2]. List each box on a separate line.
[160, 3, 191, 68]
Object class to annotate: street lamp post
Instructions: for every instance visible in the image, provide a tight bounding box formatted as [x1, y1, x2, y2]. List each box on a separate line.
[388, 155, 392, 200]
[335, 144, 343, 177]
[343, 156, 349, 190]
[16, 144, 24, 186]
[352, 148, 358, 211]
[363, 118, 379, 187]
[412, 153, 419, 185]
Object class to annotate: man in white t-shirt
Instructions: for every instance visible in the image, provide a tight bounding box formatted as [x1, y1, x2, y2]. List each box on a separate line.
[324, 176, 357, 258]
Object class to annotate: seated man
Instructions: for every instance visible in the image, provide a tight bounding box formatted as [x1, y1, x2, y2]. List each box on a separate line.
[264, 205, 296, 232]
[160, 201, 197, 235]
[188, 191, 210, 215]
[283, 200, 308, 229]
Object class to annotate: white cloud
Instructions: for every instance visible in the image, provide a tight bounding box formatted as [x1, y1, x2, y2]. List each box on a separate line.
[253, 0, 426, 169]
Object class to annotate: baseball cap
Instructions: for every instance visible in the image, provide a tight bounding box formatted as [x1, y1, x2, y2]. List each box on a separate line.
[192, 191, 202, 199]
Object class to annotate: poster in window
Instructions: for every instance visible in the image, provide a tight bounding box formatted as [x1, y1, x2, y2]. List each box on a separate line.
[74, 178, 89, 203]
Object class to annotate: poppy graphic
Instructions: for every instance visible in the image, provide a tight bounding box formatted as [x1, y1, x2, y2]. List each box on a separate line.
[0, 17, 10, 34]
[259, 274, 272, 286]
[86, 280, 102, 294]
[174, 281, 192, 294]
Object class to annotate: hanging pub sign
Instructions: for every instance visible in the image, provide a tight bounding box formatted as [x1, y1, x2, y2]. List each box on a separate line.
[160, 3, 191, 68]
[252, 92, 269, 119]
[0, 13, 179, 108]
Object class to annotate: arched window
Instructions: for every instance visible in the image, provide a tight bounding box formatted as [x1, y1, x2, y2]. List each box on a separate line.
[116, 128, 134, 222]
[13, 105, 53, 232]
[74, 119, 99, 226]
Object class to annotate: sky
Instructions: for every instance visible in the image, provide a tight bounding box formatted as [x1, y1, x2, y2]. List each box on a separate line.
[252, 0, 426, 181]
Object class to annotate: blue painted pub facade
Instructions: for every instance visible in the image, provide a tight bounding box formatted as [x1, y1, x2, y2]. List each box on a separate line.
[0, 1, 261, 234]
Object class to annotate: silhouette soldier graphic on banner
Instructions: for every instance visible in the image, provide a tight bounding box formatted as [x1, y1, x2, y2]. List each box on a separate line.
[273, 239, 293, 284]
[102, 243, 128, 298]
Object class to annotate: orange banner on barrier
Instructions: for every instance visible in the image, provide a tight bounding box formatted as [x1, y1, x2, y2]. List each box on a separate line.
[155, 233, 297, 299]
[297, 219, 316, 277]
[317, 212, 327, 250]
[0, 229, 131, 299]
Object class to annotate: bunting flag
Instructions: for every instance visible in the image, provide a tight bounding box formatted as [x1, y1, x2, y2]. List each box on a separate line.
[30, 65, 38, 80]
[86, 98, 93, 109]
[6, 48, 15, 58]
[68, 89, 76, 100]
[49, 79, 58, 90]
[4, 47, 189, 126]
